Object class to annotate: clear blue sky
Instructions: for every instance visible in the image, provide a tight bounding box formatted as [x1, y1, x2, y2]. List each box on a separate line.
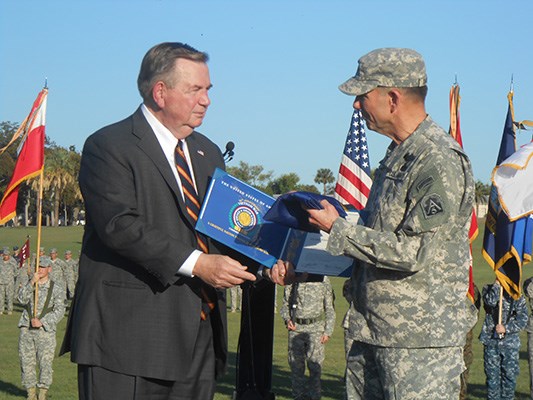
[1, 0, 532, 186]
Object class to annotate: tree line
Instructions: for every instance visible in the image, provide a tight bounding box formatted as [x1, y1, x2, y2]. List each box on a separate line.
[1, 121, 492, 227]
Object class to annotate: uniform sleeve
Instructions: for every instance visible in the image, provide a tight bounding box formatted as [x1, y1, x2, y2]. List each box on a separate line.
[506, 296, 529, 334]
[40, 284, 66, 332]
[279, 285, 292, 323]
[323, 279, 336, 337]
[327, 153, 471, 273]
[17, 280, 34, 304]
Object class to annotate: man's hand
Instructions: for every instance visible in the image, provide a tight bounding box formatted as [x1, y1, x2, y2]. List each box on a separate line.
[268, 260, 296, 286]
[31, 318, 43, 328]
[321, 334, 330, 344]
[193, 254, 256, 289]
[307, 199, 340, 233]
[286, 320, 296, 331]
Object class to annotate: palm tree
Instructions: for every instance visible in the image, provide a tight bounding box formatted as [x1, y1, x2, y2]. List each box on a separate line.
[474, 180, 490, 216]
[314, 168, 335, 195]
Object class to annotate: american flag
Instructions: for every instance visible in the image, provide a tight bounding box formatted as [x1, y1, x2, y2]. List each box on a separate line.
[334, 109, 372, 210]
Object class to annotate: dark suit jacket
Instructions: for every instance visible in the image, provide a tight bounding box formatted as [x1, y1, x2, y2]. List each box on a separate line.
[63, 107, 227, 381]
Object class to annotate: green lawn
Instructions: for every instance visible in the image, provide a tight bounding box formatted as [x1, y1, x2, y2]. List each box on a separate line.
[0, 224, 531, 399]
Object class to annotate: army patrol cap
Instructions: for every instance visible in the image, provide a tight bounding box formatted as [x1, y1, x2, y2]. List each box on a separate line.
[39, 256, 51, 267]
[2, 247, 10, 255]
[50, 248, 57, 254]
[339, 48, 427, 96]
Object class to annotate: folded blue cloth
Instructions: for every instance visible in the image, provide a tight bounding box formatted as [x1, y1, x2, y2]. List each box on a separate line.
[264, 191, 347, 232]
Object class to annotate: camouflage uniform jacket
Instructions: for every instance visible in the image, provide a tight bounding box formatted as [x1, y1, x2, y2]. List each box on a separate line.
[479, 283, 528, 348]
[327, 116, 475, 347]
[0, 258, 17, 284]
[523, 277, 533, 333]
[17, 279, 66, 332]
[280, 277, 336, 336]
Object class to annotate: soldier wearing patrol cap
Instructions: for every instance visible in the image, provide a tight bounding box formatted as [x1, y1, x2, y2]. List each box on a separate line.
[17, 256, 66, 400]
[280, 277, 335, 400]
[306, 48, 476, 399]
[0, 247, 17, 315]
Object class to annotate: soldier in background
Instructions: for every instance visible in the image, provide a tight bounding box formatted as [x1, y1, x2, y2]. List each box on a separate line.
[229, 285, 242, 313]
[280, 277, 335, 400]
[63, 250, 79, 299]
[0, 247, 17, 315]
[460, 284, 481, 400]
[18, 256, 66, 400]
[479, 280, 528, 400]
[523, 277, 533, 400]
[48, 249, 66, 293]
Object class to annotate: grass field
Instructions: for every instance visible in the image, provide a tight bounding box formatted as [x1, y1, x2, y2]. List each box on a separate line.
[0, 224, 531, 399]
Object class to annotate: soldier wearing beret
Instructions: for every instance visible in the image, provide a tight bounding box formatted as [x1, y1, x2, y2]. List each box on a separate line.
[306, 48, 475, 399]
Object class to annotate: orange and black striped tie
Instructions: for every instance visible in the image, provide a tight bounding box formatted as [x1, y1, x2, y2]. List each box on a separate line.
[175, 140, 215, 320]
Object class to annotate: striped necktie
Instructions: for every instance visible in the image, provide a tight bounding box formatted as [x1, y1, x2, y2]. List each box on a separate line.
[175, 140, 215, 320]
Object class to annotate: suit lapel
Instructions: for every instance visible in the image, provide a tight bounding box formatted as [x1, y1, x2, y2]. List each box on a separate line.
[131, 108, 192, 227]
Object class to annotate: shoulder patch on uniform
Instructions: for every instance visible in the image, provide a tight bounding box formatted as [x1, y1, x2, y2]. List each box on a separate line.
[416, 176, 434, 192]
[422, 193, 444, 219]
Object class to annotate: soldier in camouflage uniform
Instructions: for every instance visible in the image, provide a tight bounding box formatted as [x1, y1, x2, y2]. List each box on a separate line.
[460, 284, 481, 400]
[63, 250, 78, 299]
[306, 48, 476, 399]
[523, 277, 533, 399]
[280, 277, 335, 400]
[18, 256, 66, 400]
[479, 280, 528, 400]
[0, 247, 18, 315]
[48, 248, 67, 293]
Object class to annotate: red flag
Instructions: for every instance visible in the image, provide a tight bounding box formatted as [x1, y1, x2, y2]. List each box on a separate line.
[0, 89, 47, 224]
[334, 109, 372, 210]
[449, 84, 478, 303]
[19, 238, 30, 268]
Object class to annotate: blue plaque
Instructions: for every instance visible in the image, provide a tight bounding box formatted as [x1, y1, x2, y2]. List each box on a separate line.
[196, 168, 353, 276]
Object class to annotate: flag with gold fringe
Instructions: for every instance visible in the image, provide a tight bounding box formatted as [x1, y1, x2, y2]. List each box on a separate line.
[482, 91, 533, 299]
[0, 89, 47, 225]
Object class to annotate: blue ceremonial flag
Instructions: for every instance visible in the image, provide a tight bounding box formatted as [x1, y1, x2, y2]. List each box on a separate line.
[482, 92, 533, 299]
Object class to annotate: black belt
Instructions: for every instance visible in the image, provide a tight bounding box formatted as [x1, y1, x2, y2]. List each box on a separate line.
[294, 316, 323, 325]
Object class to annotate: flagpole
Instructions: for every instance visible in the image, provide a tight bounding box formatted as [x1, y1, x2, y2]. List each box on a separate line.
[33, 169, 45, 318]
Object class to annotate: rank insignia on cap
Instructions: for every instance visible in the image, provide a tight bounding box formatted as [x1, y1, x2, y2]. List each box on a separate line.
[422, 194, 444, 218]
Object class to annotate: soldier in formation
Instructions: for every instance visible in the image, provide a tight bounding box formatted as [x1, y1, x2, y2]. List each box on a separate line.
[18, 256, 66, 400]
[63, 250, 79, 299]
[479, 280, 528, 400]
[280, 277, 335, 400]
[0, 247, 18, 315]
[523, 277, 533, 400]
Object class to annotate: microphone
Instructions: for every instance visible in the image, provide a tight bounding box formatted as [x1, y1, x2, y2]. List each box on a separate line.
[223, 141, 235, 162]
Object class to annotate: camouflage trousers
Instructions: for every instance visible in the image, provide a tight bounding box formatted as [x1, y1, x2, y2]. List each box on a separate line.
[345, 341, 464, 400]
[483, 343, 520, 400]
[288, 330, 325, 400]
[0, 283, 14, 312]
[18, 327, 57, 389]
[527, 332, 533, 400]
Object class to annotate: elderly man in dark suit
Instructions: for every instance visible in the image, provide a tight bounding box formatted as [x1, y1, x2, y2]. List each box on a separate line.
[61, 42, 289, 400]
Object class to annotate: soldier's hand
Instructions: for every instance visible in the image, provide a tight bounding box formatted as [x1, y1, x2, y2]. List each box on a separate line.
[30, 318, 43, 328]
[321, 335, 330, 344]
[286, 320, 296, 331]
[30, 272, 39, 285]
[307, 200, 339, 233]
[194, 254, 256, 289]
